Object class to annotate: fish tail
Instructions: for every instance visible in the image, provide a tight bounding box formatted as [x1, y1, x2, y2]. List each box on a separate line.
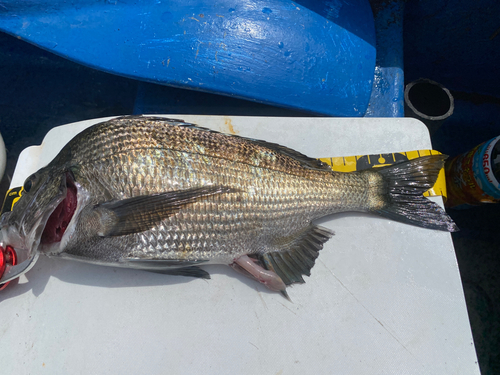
[367, 155, 458, 232]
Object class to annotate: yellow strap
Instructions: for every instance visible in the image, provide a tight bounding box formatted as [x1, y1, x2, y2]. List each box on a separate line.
[319, 150, 447, 199]
[1, 187, 23, 214]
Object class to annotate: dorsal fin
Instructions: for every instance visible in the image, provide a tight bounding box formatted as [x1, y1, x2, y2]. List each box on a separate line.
[250, 139, 332, 171]
[117, 115, 332, 172]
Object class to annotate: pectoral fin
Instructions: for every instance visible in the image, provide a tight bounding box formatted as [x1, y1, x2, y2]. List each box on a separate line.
[95, 186, 235, 237]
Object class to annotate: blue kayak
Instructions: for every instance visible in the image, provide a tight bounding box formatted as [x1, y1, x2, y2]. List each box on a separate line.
[0, 0, 376, 116]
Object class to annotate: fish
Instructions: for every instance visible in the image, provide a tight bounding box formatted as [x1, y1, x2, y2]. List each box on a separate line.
[0, 116, 458, 297]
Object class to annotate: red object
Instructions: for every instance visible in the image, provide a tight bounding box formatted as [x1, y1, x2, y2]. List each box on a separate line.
[0, 245, 18, 290]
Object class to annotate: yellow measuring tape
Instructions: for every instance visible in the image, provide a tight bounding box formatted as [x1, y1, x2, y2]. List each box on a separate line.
[319, 149, 447, 199]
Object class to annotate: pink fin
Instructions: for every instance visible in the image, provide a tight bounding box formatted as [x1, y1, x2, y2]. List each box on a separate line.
[231, 255, 287, 293]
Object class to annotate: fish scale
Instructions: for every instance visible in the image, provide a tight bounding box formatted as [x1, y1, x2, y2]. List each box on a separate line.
[0, 116, 458, 295]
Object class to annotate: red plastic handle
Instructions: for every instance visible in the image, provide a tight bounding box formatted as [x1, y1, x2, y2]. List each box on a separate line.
[0, 245, 18, 290]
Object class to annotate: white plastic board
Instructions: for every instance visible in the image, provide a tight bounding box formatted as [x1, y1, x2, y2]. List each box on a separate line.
[0, 116, 479, 375]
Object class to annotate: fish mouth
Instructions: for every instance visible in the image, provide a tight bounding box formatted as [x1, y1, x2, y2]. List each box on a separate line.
[0, 172, 77, 284]
[40, 172, 78, 245]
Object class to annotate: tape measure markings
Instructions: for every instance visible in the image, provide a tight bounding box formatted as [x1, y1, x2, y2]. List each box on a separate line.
[319, 149, 447, 199]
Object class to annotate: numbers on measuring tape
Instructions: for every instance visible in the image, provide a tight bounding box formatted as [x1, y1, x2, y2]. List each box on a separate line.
[319, 150, 447, 199]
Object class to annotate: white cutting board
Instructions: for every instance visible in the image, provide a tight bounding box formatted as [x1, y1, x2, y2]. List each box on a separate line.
[0, 116, 479, 375]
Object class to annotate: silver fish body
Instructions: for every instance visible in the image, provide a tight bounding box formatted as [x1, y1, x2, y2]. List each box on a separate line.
[0, 116, 458, 293]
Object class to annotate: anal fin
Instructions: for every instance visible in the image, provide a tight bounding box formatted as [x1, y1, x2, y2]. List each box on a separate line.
[261, 225, 334, 286]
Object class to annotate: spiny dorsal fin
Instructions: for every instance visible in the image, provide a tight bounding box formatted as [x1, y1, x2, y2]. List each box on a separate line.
[260, 225, 334, 285]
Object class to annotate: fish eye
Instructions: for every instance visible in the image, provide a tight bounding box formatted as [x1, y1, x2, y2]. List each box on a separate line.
[23, 175, 35, 193]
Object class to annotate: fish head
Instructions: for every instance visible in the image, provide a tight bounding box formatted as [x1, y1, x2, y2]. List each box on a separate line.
[0, 166, 78, 283]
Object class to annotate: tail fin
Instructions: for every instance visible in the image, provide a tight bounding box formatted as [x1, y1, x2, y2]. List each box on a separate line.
[371, 155, 458, 232]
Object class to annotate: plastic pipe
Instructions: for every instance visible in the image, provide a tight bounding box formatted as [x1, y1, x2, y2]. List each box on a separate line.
[404, 78, 454, 135]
